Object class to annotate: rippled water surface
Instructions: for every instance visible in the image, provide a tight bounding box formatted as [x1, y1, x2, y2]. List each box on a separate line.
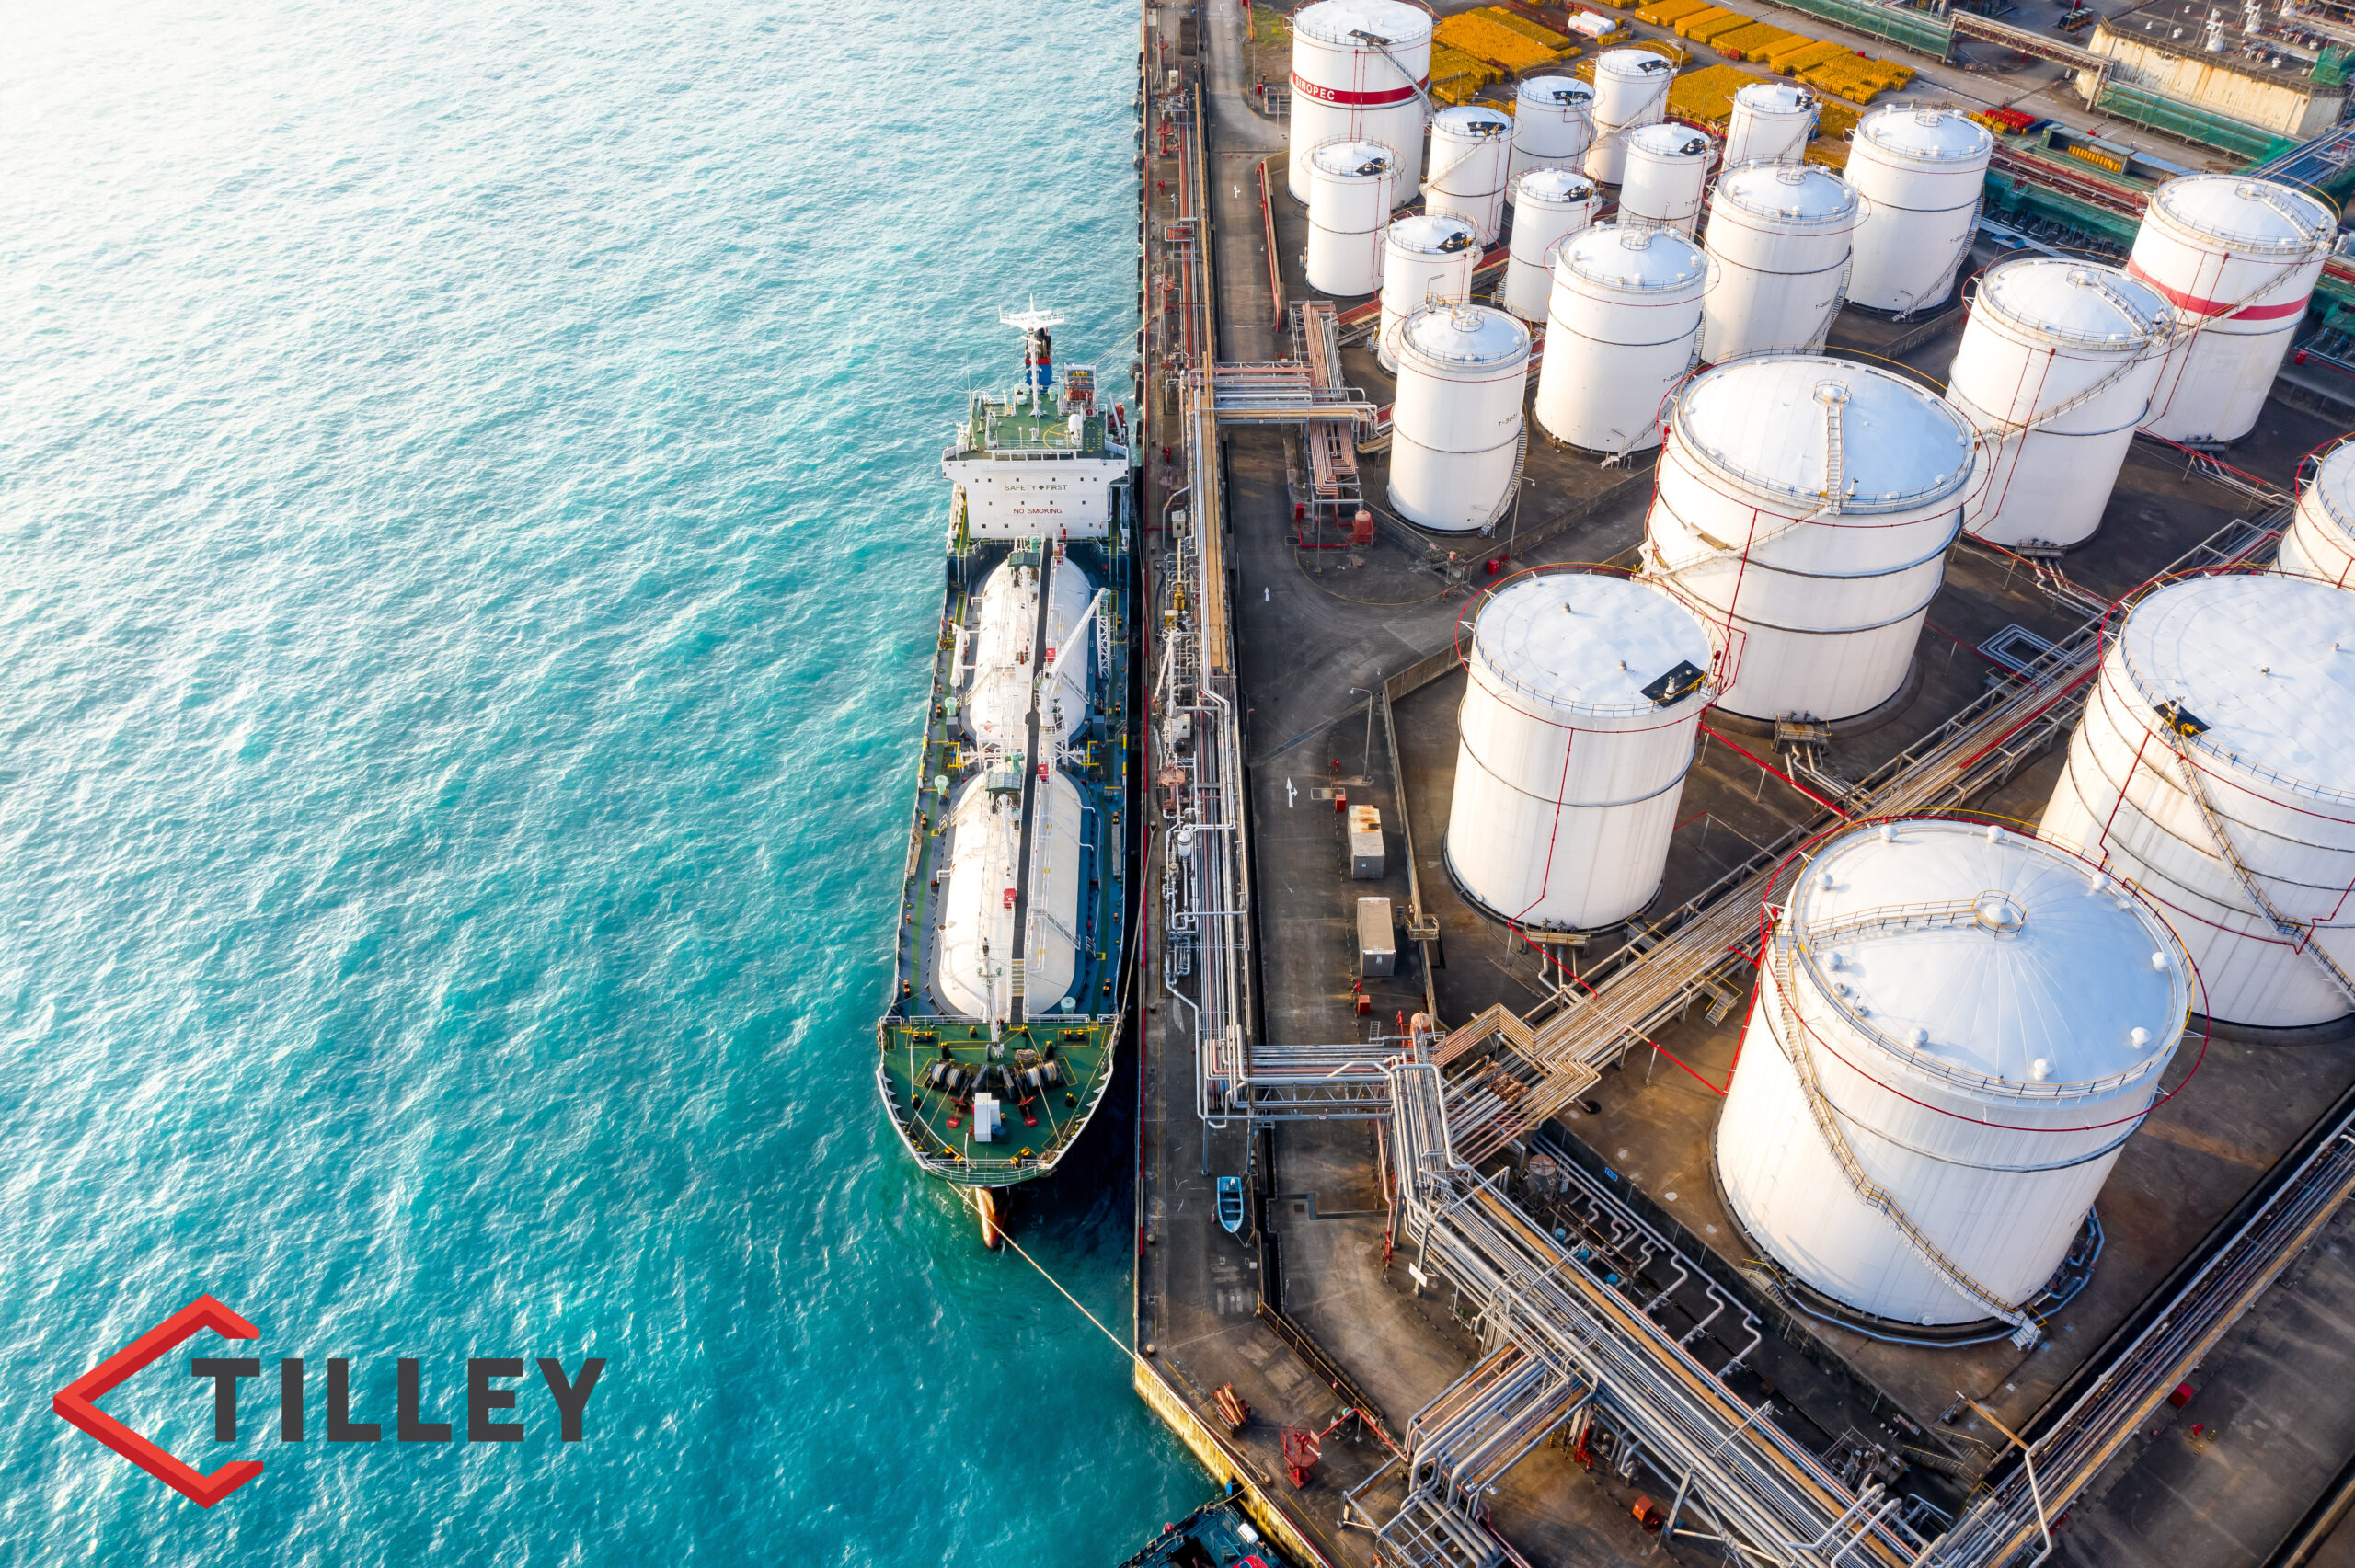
[0, 2, 1189, 1560]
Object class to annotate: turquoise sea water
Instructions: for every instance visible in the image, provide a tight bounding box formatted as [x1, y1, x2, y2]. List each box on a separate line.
[0, 1, 1195, 1561]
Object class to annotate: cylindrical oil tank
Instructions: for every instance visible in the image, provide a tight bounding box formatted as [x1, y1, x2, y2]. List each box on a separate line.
[1845, 106, 1993, 315]
[1502, 168, 1601, 321]
[1389, 304, 1532, 532]
[1445, 571, 1717, 929]
[2038, 573, 2355, 1028]
[1427, 105, 1514, 246]
[1619, 123, 1716, 235]
[1506, 76, 1596, 187]
[963, 555, 1097, 751]
[1286, 0, 1434, 202]
[1644, 356, 1973, 721]
[1305, 140, 1398, 297]
[2131, 176, 2336, 444]
[1700, 161, 1858, 361]
[1944, 258, 2171, 549]
[1585, 49, 1675, 185]
[1724, 81, 1815, 166]
[1533, 223, 1706, 452]
[2279, 437, 2355, 588]
[1717, 818, 2191, 1327]
[1379, 212, 1479, 372]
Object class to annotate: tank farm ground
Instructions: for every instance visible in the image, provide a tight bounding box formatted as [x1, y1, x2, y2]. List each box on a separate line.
[1127, 2, 2355, 1565]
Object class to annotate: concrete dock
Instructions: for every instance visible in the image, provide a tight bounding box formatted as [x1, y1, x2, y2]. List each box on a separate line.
[1127, 3, 2355, 1564]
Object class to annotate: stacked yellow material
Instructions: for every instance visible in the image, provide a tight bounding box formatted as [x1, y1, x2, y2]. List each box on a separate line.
[1634, 0, 1714, 23]
[1716, 21, 1796, 59]
[1430, 43, 1503, 103]
[1481, 6, 1578, 48]
[1684, 9, 1756, 43]
[1966, 110, 2006, 134]
[1671, 6, 1731, 37]
[1804, 137, 1851, 169]
[1774, 39, 1847, 73]
[1435, 9, 1572, 74]
[1665, 63, 1765, 126]
[1814, 98, 1859, 139]
[2066, 143, 2127, 173]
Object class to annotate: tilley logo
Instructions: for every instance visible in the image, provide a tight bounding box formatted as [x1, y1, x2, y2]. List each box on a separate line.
[52, 1294, 606, 1508]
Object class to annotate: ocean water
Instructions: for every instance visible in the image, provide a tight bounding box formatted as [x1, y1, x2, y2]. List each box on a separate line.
[0, 1, 1196, 1562]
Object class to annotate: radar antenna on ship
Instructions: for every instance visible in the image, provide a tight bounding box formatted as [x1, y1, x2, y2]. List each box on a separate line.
[1002, 296, 1064, 412]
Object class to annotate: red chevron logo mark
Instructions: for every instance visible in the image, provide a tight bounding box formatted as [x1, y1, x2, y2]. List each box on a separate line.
[52, 1294, 264, 1507]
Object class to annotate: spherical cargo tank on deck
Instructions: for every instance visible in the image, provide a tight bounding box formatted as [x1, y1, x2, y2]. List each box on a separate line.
[1724, 82, 1816, 167]
[1699, 161, 1857, 361]
[1379, 212, 1480, 372]
[1445, 571, 1717, 931]
[1945, 259, 2172, 550]
[1644, 356, 1974, 722]
[1844, 107, 1992, 315]
[1717, 818, 2191, 1328]
[1305, 139, 1398, 297]
[1619, 123, 1716, 235]
[1585, 49, 1676, 185]
[1533, 223, 1706, 453]
[2131, 176, 2335, 444]
[1501, 167, 1600, 322]
[1388, 304, 1531, 532]
[1286, 0, 1434, 202]
[2279, 438, 2355, 588]
[2038, 573, 2355, 1029]
[1426, 105, 1514, 246]
[1505, 76, 1597, 188]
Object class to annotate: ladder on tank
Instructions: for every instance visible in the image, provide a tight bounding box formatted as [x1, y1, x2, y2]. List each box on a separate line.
[2157, 718, 2355, 1012]
[1766, 925, 2045, 1345]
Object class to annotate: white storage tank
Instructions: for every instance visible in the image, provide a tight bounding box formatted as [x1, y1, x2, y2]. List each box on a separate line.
[936, 767, 1089, 1021]
[1286, 0, 1435, 202]
[1724, 82, 1815, 166]
[2279, 437, 2355, 588]
[1585, 49, 1676, 185]
[1445, 570, 1717, 929]
[1717, 818, 2190, 1328]
[1534, 223, 1706, 453]
[2038, 572, 2355, 1028]
[1379, 212, 1479, 372]
[1427, 105, 1514, 246]
[1506, 76, 1597, 188]
[1389, 303, 1532, 532]
[2131, 176, 2336, 444]
[1502, 168, 1601, 322]
[1620, 123, 1717, 235]
[1844, 106, 1993, 315]
[1700, 161, 1858, 361]
[1945, 258, 2172, 550]
[1305, 140, 1398, 298]
[1644, 356, 1973, 721]
[962, 555, 1096, 752]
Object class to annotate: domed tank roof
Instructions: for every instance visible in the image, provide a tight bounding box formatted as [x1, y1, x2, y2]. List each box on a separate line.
[1977, 258, 2168, 349]
[1734, 81, 1813, 114]
[1310, 140, 1396, 178]
[1789, 819, 2188, 1090]
[1628, 122, 1712, 159]
[1594, 46, 1677, 79]
[1397, 303, 1531, 371]
[1292, 0, 1434, 47]
[1856, 105, 1992, 164]
[1434, 104, 1511, 137]
[1714, 161, 1856, 223]
[1673, 356, 1972, 513]
[1514, 167, 1598, 206]
[1388, 212, 1479, 255]
[1557, 223, 1706, 291]
[2148, 175, 2335, 254]
[1517, 74, 1595, 108]
[1470, 571, 1713, 715]
[2115, 573, 2355, 802]
[2310, 437, 2355, 537]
